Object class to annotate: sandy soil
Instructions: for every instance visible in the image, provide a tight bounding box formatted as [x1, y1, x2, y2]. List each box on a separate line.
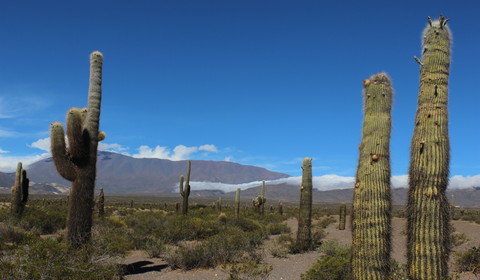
[122, 216, 480, 280]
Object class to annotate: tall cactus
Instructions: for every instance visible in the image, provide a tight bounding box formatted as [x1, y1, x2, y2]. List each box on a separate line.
[50, 51, 105, 248]
[97, 188, 105, 218]
[179, 160, 191, 215]
[296, 157, 313, 252]
[352, 73, 393, 279]
[235, 188, 240, 220]
[339, 202, 346, 230]
[407, 15, 451, 280]
[11, 162, 29, 218]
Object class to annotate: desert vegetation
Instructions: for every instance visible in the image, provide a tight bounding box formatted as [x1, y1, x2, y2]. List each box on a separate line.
[1, 14, 480, 280]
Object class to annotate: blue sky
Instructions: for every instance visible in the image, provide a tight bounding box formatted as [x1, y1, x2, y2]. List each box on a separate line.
[0, 1, 479, 186]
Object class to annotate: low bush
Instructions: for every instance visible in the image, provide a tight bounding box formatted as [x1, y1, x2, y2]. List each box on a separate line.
[266, 222, 291, 235]
[454, 245, 480, 275]
[301, 241, 351, 280]
[144, 237, 166, 258]
[451, 232, 469, 247]
[316, 216, 336, 229]
[0, 237, 123, 279]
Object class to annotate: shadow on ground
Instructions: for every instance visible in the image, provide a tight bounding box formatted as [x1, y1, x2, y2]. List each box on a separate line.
[123, 261, 168, 275]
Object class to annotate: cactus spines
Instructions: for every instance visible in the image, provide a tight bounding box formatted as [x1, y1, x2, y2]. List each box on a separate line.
[11, 162, 29, 218]
[97, 188, 105, 218]
[407, 15, 451, 280]
[339, 202, 346, 230]
[50, 51, 104, 248]
[235, 188, 240, 220]
[352, 72, 393, 279]
[296, 157, 313, 252]
[179, 160, 191, 215]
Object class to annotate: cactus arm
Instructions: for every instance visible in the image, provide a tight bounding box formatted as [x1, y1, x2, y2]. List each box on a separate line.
[185, 160, 191, 197]
[179, 175, 185, 196]
[21, 169, 29, 204]
[85, 51, 103, 134]
[66, 108, 89, 166]
[50, 122, 77, 181]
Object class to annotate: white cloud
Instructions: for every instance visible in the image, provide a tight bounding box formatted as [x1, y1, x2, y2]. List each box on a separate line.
[199, 144, 218, 152]
[0, 148, 7, 154]
[29, 137, 51, 152]
[224, 156, 232, 162]
[132, 144, 217, 161]
[185, 174, 480, 193]
[98, 142, 128, 153]
[0, 153, 50, 172]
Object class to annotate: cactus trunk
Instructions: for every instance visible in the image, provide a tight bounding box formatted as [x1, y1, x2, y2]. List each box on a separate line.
[235, 188, 240, 219]
[352, 73, 393, 279]
[50, 51, 104, 248]
[407, 15, 451, 280]
[339, 202, 346, 230]
[180, 160, 191, 215]
[296, 157, 313, 252]
[11, 162, 29, 218]
[97, 188, 105, 218]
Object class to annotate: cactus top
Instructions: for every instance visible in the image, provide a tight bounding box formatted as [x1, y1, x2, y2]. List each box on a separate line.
[422, 15, 451, 46]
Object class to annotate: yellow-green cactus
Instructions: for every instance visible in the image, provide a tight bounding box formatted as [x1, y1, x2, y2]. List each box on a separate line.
[50, 51, 105, 248]
[407, 15, 452, 280]
[339, 202, 346, 231]
[179, 160, 191, 215]
[11, 162, 29, 218]
[235, 188, 240, 219]
[296, 157, 313, 252]
[352, 73, 393, 279]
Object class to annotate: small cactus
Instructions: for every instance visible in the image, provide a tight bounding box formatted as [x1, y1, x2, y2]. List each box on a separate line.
[175, 201, 180, 213]
[277, 202, 283, 215]
[296, 157, 313, 252]
[339, 203, 346, 230]
[97, 188, 105, 218]
[11, 162, 29, 218]
[179, 160, 191, 215]
[252, 180, 266, 214]
[235, 188, 240, 220]
[218, 212, 227, 225]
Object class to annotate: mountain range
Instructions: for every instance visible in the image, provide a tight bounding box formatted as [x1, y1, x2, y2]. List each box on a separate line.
[1, 151, 479, 207]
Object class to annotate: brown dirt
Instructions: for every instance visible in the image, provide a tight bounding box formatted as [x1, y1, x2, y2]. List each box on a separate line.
[122, 216, 480, 280]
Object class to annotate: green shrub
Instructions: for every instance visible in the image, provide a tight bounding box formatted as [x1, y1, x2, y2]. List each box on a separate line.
[144, 237, 166, 258]
[266, 222, 291, 235]
[454, 246, 480, 274]
[17, 206, 66, 234]
[225, 261, 272, 280]
[0, 224, 28, 245]
[269, 239, 290, 258]
[0, 237, 122, 279]
[91, 219, 134, 256]
[316, 216, 336, 229]
[451, 232, 469, 247]
[301, 241, 351, 280]
[163, 241, 212, 270]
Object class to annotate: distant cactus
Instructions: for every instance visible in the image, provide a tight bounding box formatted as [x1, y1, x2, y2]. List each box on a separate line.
[352, 72, 393, 279]
[97, 188, 105, 218]
[218, 212, 227, 225]
[407, 15, 452, 280]
[50, 51, 105, 248]
[296, 157, 313, 252]
[179, 160, 191, 215]
[216, 197, 222, 211]
[339, 203, 346, 230]
[175, 201, 180, 213]
[11, 162, 29, 218]
[252, 180, 266, 214]
[235, 188, 240, 219]
[277, 202, 283, 215]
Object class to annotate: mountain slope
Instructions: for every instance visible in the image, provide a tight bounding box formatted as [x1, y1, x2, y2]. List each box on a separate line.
[24, 151, 290, 193]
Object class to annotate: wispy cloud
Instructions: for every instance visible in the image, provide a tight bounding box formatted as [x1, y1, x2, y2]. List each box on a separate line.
[0, 153, 50, 172]
[98, 142, 129, 153]
[29, 137, 51, 152]
[132, 144, 219, 161]
[185, 174, 480, 192]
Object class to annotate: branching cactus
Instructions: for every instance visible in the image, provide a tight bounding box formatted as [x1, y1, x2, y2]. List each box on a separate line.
[296, 157, 313, 252]
[50, 51, 105, 248]
[97, 188, 105, 219]
[339, 202, 346, 230]
[235, 188, 240, 220]
[179, 160, 191, 215]
[252, 180, 266, 214]
[407, 15, 452, 280]
[352, 72, 393, 279]
[11, 162, 29, 218]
